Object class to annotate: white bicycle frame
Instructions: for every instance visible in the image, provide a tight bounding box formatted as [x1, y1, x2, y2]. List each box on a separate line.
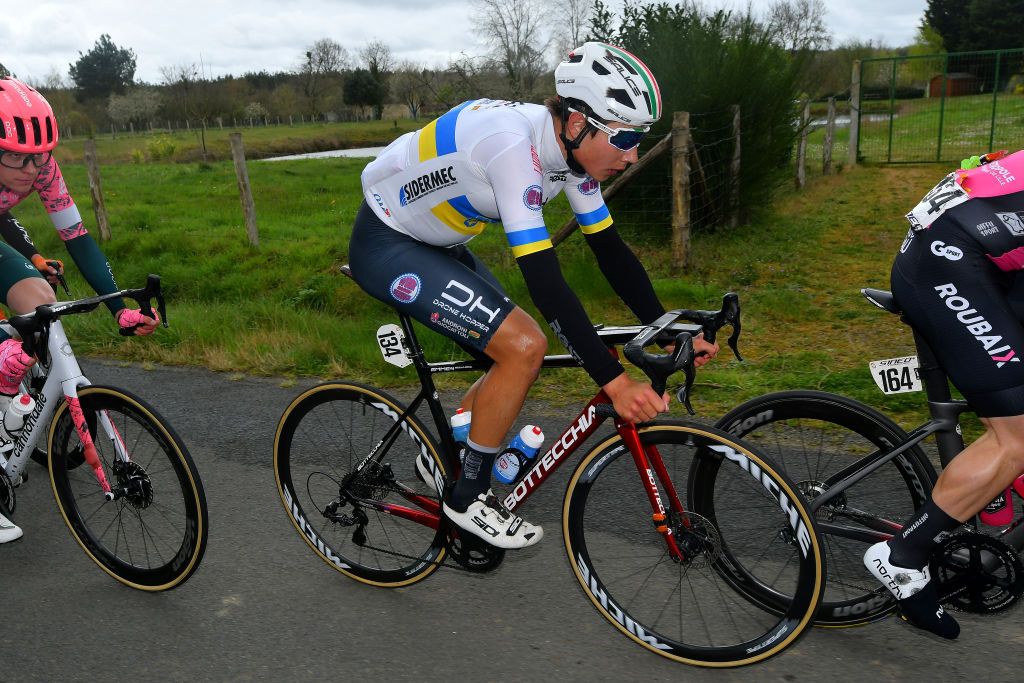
[0, 319, 128, 499]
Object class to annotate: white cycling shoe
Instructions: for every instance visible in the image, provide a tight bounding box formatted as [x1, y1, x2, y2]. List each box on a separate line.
[0, 511, 23, 544]
[863, 540, 930, 600]
[443, 491, 543, 549]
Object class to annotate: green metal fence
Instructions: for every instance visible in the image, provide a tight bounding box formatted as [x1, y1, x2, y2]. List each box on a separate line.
[856, 49, 1024, 163]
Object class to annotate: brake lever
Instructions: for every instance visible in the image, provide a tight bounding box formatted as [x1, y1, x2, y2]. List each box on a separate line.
[47, 261, 70, 295]
[672, 334, 697, 416]
[677, 292, 743, 362]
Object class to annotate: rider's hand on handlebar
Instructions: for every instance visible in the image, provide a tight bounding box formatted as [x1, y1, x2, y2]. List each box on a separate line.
[692, 333, 720, 369]
[603, 373, 669, 423]
[117, 308, 160, 336]
[30, 254, 64, 287]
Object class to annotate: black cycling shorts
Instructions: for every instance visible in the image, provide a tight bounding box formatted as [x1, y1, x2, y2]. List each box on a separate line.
[893, 223, 1024, 417]
[348, 201, 513, 357]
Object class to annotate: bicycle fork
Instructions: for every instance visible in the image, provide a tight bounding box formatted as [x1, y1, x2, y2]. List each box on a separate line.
[614, 420, 687, 561]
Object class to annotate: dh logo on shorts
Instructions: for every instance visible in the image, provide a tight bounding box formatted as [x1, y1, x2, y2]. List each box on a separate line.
[390, 273, 422, 304]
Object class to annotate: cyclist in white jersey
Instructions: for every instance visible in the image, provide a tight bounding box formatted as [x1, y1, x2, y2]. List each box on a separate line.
[350, 43, 718, 549]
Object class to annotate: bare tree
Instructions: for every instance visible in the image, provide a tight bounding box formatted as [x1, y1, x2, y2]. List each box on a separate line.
[767, 0, 832, 52]
[108, 88, 161, 129]
[160, 62, 223, 157]
[392, 61, 430, 119]
[298, 38, 350, 118]
[359, 39, 395, 119]
[549, 0, 592, 57]
[473, 0, 551, 99]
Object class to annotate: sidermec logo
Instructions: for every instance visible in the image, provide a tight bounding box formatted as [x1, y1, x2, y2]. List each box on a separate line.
[935, 283, 1020, 367]
[399, 166, 457, 206]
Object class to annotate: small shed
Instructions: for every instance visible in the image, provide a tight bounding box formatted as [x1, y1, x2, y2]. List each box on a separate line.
[929, 72, 980, 97]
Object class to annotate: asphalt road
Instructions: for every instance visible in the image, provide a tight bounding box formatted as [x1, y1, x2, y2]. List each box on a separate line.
[1, 360, 1020, 682]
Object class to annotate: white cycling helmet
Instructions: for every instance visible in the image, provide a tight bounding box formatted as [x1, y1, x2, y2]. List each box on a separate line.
[555, 42, 662, 127]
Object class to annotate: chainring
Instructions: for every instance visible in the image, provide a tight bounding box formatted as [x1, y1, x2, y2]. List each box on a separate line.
[446, 532, 506, 573]
[932, 531, 1024, 614]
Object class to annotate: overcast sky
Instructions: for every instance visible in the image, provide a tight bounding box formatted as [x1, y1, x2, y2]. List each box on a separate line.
[2, 0, 928, 84]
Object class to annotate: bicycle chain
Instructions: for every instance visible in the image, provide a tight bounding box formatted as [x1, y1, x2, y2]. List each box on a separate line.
[338, 480, 504, 574]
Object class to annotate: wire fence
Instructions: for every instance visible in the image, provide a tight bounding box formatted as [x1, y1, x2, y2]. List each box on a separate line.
[606, 109, 741, 237]
[857, 49, 1024, 163]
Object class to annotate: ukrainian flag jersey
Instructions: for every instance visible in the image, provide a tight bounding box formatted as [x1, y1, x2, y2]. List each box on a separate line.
[361, 99, 613, 257]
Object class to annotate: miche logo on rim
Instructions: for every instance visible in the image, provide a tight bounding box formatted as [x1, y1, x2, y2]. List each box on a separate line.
[389, 273, 422, 304]
[399, 166, 457, 207]
[935, 282, 1020, 367]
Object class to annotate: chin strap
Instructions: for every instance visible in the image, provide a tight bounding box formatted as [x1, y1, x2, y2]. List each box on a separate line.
[559, 105, 591, 175]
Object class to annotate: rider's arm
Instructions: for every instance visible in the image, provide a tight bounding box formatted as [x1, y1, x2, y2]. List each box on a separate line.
[0, 211, 42, 262]
[516, 248, 625, 386]
[583, 227, 665, 325]
[35, 160, 125, 313]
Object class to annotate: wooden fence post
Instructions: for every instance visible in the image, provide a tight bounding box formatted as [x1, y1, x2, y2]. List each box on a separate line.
[672, 111, 692, 270]
[229, 133, 259, 247]
[83, 140, 112, 241]
[848, 60, 861, 167]
[796, 101, 810, 189]
[823, 97, 836, 175]
[728, 104, 741, 228]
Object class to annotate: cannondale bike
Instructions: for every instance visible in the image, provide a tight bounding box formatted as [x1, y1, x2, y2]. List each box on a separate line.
[274, 270, 826, 668]
[0, 276, 208, 590]
[715, 287, 1024, 627]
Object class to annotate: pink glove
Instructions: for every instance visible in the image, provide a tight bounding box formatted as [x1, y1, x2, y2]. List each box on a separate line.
[0, 338, 35, 394]
[117, 308, 160, 336]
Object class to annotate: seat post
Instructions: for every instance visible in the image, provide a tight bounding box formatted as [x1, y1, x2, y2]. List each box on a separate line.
[911, 325, 967, 465]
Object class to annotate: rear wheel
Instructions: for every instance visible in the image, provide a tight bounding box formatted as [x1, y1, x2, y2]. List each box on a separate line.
[715, 390, 936, 626]
[563, 421, 825, 667]
[274, 382, 447, 588]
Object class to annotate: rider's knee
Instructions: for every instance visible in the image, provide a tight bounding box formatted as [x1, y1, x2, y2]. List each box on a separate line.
[7, 277, 55, 312]
[983, 415, 1024, 468]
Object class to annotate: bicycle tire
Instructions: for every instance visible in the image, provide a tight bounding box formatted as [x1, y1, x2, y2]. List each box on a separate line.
[48, 385, 208, 591]
[714, 390, 936, 626]
[273, 381, 448, 588]
[563, 421, 825, 667]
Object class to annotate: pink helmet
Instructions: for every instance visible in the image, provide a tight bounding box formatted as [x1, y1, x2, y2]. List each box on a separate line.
[0, 78, 59, 153]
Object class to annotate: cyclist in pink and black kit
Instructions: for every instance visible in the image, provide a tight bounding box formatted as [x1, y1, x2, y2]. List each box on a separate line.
[865, 149, 1024, 639]
[0, 78, 158, 544]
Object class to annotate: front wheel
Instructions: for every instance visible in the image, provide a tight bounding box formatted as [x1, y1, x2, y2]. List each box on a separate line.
[563, 421, 825, 668]
[48, 386, 208, 591]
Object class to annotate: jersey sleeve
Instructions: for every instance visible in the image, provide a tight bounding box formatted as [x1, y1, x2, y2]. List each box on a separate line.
[33, 160, 87, 241]
[565, 175, 613, 234]
[480, 136, 553, 258]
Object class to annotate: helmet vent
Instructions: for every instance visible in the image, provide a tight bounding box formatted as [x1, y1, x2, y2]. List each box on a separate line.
[45, 117, 54, 144]
[14, 118, 26, 145]
[31, 117, 42, 147]
[591, 61, 611, 76]
[568, 54, 583, 63]
[608, 88, 634, 109]
[642, 91, 653, 114]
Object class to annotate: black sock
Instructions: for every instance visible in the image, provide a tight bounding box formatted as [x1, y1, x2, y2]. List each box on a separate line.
[888, 498, 960, 569]
[448, 440, 498, 512]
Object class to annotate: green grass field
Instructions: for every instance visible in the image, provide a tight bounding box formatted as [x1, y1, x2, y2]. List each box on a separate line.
[11, 138, 957, 427]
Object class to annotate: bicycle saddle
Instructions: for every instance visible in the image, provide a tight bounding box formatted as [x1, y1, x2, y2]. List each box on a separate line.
[862, 288, 901, 315]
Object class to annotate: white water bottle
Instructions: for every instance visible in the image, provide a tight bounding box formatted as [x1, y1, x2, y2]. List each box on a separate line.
[450, 409, 471, 462]
[494, 425, 544, 485]
[3, 393, 35, 438]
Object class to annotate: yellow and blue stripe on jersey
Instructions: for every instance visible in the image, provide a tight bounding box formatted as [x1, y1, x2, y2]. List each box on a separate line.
[575, 205, 614, 234]
[506, 226, 553, 258]
[417, 101, 496, 235]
